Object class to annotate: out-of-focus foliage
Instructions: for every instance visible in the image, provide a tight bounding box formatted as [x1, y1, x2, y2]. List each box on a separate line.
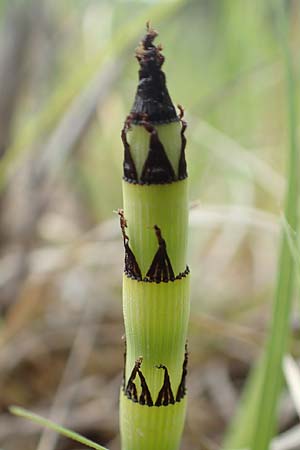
[0, 1, 299, 450]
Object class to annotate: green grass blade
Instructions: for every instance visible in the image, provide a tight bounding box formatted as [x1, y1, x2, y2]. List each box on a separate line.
[9, 406, 108, 450]
[224, 1, 299, 449]
[249, 0, 299, 443]
[223, 361, 264, 449]
[282, 216, 300, 289]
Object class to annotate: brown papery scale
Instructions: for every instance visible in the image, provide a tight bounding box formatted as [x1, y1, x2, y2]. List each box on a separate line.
[131, 23, 178, 125]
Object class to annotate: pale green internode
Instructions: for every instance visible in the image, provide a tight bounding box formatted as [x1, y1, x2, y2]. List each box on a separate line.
[123, 275, 190, 398]
[120, 394, 187, 450]
[127, 123, 182, 181]
[123, 180, 188, 276]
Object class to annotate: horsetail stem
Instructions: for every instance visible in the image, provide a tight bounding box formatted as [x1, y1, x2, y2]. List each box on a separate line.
[119, 24, 190, 450]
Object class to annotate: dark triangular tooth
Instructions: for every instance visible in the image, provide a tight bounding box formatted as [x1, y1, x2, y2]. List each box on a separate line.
[140, 122, 176, 184]
[124, 358, 153, 406]
[131, 26, 178, 125]
[178, 113, 188, 180]
[122, 119, 138, 183]
[137, 369, 153, 406]
[164, 250, 175, 280]
[146, 246, 164, 281]
[124, 242, 142, 280]
[118, 209, 142, 280]
[146, 225, 175, 282]
[155, 365, 175, 406]
[125, 364, 139, 402]
[122, 336, 127, 390]
[125, 358, 142, 402]
[176, 345, 188, 402]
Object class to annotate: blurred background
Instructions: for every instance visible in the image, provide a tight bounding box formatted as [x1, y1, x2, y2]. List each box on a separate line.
[0, 1, 298, 449]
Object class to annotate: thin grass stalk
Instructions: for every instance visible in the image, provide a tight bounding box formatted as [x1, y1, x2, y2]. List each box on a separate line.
[224, 1, 299, 449]
[9, 406, 108, 450]
[119, 25, 190, 450]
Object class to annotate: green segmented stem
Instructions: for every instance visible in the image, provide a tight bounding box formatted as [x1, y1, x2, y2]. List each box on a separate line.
[119, 25, 190, 450]
[121, 182, 190, 450]
[123, 178, 188, 276]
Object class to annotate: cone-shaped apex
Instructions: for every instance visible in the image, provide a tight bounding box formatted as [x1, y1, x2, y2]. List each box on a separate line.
[131, 24, 178, 125]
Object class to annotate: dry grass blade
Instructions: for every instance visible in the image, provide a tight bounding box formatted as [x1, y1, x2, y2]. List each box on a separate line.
[190, 204, 279, 233]
[34, 59, 124, 190]
[283, 355, 300, 419]
[271, 425, 300, 450]
[35, 298, 99, 450]
[0, 0, 34, 156]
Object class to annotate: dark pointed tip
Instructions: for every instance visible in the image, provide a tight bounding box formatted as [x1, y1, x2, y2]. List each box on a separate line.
[130, 24, 178, 125]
